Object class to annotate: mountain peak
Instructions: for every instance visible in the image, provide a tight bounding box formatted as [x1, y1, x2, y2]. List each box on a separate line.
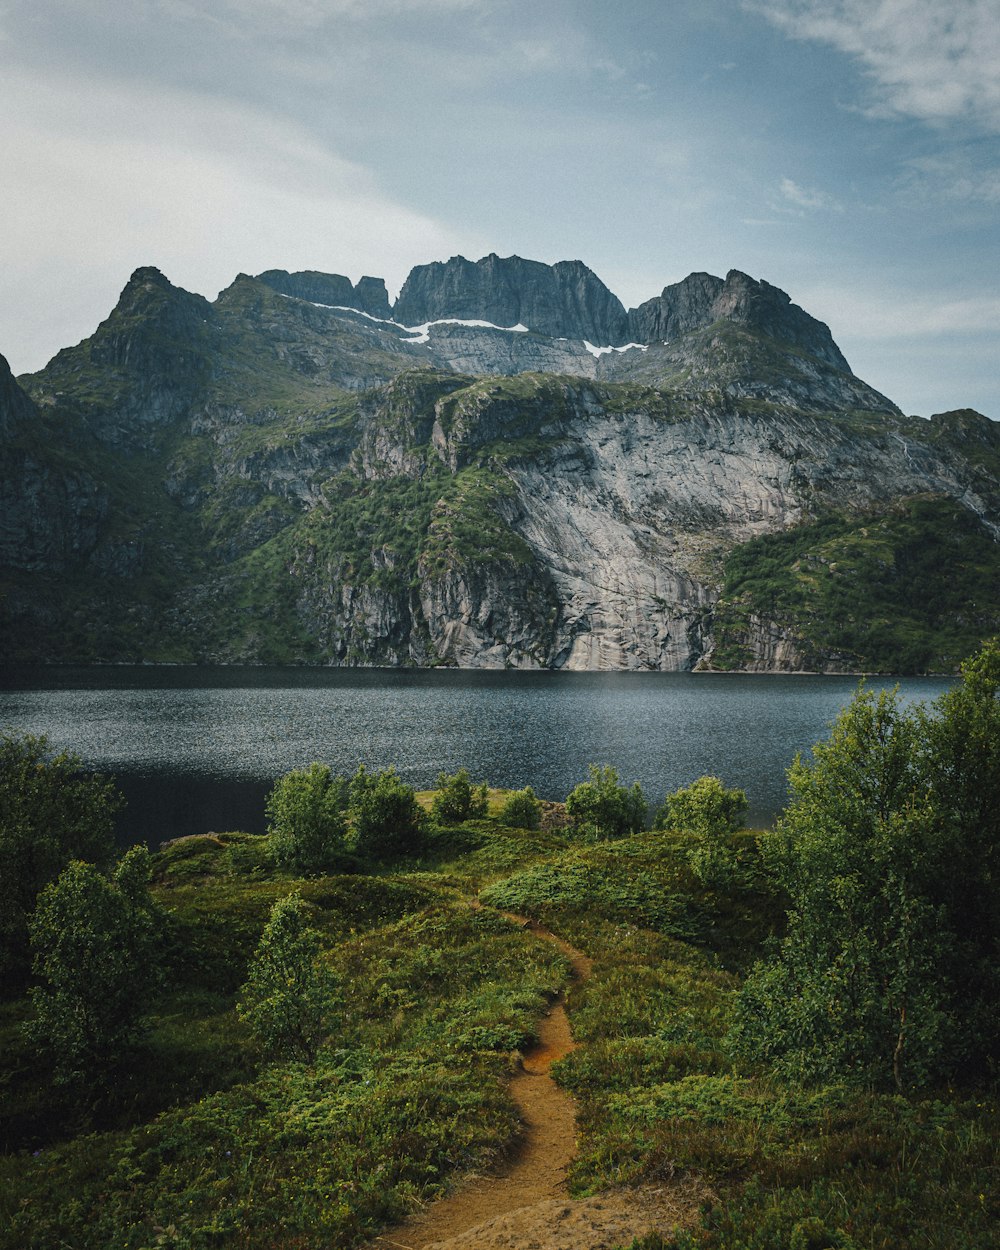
[256, 268, 391, 319]
[127, 265, 172, 287]
[0, 351, 36, 436]
[393, 253, 628, 342]
[627, 268, 850, 371]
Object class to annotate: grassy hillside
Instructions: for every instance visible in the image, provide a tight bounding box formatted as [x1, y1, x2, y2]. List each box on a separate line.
[1, 765, 995, 1250]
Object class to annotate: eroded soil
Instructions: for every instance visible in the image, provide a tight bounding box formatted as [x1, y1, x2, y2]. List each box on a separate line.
[368, 916, 707, 1250]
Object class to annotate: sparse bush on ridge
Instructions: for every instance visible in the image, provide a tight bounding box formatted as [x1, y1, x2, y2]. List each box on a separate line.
[498, 785, 542, 829]
[431, 768, 489, 824]
[565, 764, 647, 840]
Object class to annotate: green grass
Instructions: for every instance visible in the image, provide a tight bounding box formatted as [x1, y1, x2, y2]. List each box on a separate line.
[1, 787, 997, 1250]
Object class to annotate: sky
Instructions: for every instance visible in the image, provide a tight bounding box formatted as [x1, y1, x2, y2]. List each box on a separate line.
[1, 0, 998, 417]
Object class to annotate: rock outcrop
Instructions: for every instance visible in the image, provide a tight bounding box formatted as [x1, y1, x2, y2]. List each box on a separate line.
[257, 268, 391, 318]
[394, 253, 630, 343]
[0, 352, 35, 436]
[627, 269, 850, 370]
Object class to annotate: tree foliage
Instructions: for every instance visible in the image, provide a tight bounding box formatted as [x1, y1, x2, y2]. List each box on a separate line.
[565, 765, 646, 840]
[237, 892, 339, 1062]
[0, 732, 122, 989]
[730, 639, 1000, 1088]
[431, 768, 489, 824]
[349, 766, 425, 860]
[266, 762, 350, 875]
[26, 847, 159, 1091]
[498, 786, 542, 830]
[654, 775, 749, 888]
[654, 775, 748, 837]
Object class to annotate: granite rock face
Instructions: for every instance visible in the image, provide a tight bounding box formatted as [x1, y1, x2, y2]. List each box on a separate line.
[627, 270, 850, 370]
[257, 269, 392, 318]
[394, 253, 630, 342]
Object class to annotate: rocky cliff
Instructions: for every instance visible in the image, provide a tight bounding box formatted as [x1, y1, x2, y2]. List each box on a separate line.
[627, 269, 851, 371]
[257, 269, 392, 319]
[393, 253, 630, 343]
[2, 256, 998, 672]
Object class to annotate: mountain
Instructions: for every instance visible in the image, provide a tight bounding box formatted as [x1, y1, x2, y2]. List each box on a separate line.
[2, 255, 998, 672]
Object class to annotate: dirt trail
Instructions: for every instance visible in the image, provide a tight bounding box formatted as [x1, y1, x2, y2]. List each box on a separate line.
[367, 914, 707, 1250]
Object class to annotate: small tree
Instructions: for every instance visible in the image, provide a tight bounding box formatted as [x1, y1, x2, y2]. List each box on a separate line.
[431, 768, 489, 824]
[565, 765, 646, 840]
[729, 687, 950, 1088]
[26, 848, 158, 1090]
[498, 786, 542, 830]
[266, 762, 350, 875]
[654, 775, 748, 837]
[0, 732, 121, 989]
[349, 765, 425, 861]
[654, 775, 749, 888]
[237, 893, 339, 1063]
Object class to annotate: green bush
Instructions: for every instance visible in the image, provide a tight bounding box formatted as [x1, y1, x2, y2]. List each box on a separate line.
[565, 765, 646, 840]
[654, 776, 749, 889]
[654, 775, 748, 838]
[431, 768, 489, 824]
[349, 766, 425, 861]
[0, 732, 121, 989]
[237, 893, 340, 1062]
[498, 786, 542, 830]
[730, 639, 1000, 1089]
[266, 762, 350, 876]
[26, 847, 159, 1093]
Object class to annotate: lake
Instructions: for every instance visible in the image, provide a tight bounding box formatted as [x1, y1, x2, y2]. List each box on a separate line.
[0, 666, 954, 846]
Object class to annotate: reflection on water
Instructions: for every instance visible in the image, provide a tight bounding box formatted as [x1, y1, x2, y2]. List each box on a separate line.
[0, 666, 954, 846]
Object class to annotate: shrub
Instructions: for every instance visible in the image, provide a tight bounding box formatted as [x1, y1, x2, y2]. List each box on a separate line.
[266, 762, 350, 875]
[730, 639, 1000, 1089]
[654, 775, 748, 838]
[654, 776, 749, 888]
[349, 765, 425, 861]
[565, 765, 646, 840]
[0, 732, 121, 989]
[431, 768, 489, 824]
[237, 892, 339, 1062]
[26, 847, 159, 1092]
[498, 786, 542, 830]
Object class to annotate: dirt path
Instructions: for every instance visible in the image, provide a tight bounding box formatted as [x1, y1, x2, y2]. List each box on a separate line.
[367, 913, 708, 1250]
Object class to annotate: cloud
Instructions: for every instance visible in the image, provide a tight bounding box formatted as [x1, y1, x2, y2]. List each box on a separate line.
[903, 153, 1000, 204]
[0, 67, 476, 371]
[747, 0, 1000, 132]
[798, 284, 1000, 340]
[779, 177, 842, 211]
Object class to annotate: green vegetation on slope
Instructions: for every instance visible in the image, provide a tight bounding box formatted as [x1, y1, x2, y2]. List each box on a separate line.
[711, 495, 1000, 672]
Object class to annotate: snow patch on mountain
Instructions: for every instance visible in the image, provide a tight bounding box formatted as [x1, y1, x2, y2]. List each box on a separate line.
[583, 341, 648, 359]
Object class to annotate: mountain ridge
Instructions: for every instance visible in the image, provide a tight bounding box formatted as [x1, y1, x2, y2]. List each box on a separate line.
[2, 254, 998, 672]
[255, 252, 850, 372]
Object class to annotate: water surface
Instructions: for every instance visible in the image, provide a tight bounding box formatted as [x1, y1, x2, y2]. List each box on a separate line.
[0, 666, 954, 845]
